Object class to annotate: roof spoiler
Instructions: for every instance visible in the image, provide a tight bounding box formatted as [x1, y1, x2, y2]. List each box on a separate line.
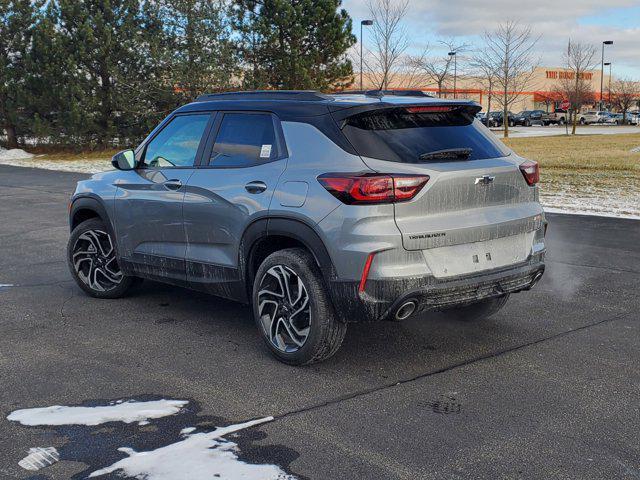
[330, 101, 482, 120]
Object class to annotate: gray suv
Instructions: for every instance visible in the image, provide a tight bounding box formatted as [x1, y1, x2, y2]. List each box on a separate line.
[67, 91, 546, 365]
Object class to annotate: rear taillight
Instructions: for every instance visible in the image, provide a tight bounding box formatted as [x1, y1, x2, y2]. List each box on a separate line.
[519, 160, 539, 186]
[318, 173, 429, 205]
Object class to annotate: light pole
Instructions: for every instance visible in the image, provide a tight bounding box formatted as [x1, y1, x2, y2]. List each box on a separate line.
[360, 20, 373, 90]
[448, 51, 457, 99]
[604, 62, 612, 106]
[600, 40, 613, 110]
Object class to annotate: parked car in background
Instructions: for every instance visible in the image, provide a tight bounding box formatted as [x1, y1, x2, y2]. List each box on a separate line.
[604, 113, 622, 125]
[482, 111, 515, 127]
[579, 111, 608, 125]
[546, 109, 569, 125]
[614, 112, 639, 125]
[513, 110, 549, 127]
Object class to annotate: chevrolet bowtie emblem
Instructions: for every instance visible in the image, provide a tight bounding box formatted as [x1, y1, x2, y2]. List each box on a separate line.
[475, 175, 495, 185]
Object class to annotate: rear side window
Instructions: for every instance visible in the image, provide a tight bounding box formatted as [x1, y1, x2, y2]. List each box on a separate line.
[341, 107, 511, 163]
[209, 113, 280, 167]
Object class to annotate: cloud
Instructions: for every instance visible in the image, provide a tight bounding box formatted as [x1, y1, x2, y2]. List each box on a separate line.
[343, 0, 640, 76]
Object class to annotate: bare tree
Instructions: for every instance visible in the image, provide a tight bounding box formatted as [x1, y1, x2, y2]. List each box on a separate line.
[406, 40, 469, 97]
[481, 22, 539, 138]
[363, 0, 409, 90]
[469, 48, 500, 121]
[611, 78, 640, 124]
[557, 39, 597, 134]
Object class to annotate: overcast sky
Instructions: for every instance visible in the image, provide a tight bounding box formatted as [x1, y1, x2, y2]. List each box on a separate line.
[342, 0, 640, 79]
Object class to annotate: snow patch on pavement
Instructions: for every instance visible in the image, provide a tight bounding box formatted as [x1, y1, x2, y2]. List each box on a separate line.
[18, 447, 60, 471]
[88, 416, 297, 480]
[541, 190, 640, 220]
[7, 399, 188, 426]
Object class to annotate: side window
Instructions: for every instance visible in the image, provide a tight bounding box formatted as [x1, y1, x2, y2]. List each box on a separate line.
[209, 113, 280, 168]
[142, 114, 209, 168]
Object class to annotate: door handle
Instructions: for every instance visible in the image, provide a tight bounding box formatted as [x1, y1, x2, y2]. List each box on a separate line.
[163, 179, 183, 191]
[245, 181, 267, 194]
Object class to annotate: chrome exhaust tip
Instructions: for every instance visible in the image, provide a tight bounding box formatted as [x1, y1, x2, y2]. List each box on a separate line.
[526, 271, 544, 290]
[395, 300, 417, 321]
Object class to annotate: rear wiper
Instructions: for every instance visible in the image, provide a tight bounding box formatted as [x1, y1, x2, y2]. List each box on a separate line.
[419, 148, 472, 161]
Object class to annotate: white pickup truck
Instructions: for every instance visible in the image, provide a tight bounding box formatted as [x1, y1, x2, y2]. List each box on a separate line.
[546, 109, 569, 125]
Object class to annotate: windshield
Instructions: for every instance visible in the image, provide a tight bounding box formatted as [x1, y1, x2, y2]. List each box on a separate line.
[341, 107, 511, 163]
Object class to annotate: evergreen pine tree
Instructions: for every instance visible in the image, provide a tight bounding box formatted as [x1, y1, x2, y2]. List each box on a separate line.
[54, 0, 152, 146]
[233, 0, 356, 90]
[153, 0, 238, 101]
[0, 0, 42, 148]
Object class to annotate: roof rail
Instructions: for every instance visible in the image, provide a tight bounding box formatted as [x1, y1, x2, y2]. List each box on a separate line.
[334, 89, 433, 98]
[195, 90, 331, 102]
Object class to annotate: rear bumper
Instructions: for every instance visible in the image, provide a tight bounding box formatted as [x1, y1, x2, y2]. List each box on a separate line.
[329, 253, 545, 323]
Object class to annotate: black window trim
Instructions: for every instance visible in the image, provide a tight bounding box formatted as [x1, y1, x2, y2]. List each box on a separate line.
[135, 112, 216, 170]
[196, 110, 289, 169]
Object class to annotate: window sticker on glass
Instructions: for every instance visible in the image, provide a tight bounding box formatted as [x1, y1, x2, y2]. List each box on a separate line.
[260, 144, 272, 159]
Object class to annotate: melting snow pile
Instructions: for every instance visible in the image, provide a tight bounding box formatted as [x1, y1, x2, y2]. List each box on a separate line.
[8, 399, 297, 479]
[89, 417, 297, 480]
[7, 399, 189, 426]
[631, 146, 640, 153]
[18, 447, 60, 471]
[0, 147, 34, 160]
[0, 146, 110, 173]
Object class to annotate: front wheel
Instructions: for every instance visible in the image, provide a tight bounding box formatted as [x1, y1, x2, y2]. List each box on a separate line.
[443, 294, 510, 322]
[67, 218, 139, 299]
[253, 248, 347, 365]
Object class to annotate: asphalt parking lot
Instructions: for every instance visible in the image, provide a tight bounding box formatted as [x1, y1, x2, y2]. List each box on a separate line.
[1, 164, 639, 479]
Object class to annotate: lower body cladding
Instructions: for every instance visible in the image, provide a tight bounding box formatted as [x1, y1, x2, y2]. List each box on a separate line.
[328, 252, 545, 323]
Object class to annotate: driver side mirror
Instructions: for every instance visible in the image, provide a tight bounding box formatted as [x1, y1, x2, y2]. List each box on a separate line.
[111, 149, 136, 170]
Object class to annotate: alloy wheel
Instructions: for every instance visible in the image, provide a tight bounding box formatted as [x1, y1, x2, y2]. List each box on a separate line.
[257, 265, 311, 353]
[72, 229, 123, 292]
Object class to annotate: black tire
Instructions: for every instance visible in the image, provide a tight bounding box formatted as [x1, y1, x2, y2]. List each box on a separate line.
[252, 248, 347, 366]
[580, 118, 586, 125]
[67, 218, 139, 299]
[443, 294, 510, 322]
[525, 120, 530, 127]
[559, 118, 565, 125]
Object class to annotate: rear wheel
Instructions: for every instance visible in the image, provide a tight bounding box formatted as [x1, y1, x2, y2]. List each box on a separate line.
[67, 218, 139, 298]
[253, 248, 347, 365]
[444, 294, 510, 322]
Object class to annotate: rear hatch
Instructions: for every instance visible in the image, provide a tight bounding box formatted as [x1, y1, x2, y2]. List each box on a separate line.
[336, 102, 543, 278]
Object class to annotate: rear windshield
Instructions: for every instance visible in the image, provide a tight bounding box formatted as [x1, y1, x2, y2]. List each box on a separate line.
[341, 107, 511, 163]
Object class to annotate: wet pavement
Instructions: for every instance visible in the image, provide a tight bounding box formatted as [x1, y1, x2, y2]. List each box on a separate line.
[1, 165, 639, 479]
